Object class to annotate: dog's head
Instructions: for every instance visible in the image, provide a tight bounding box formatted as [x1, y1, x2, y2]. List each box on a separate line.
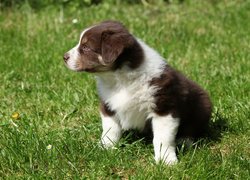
[63, 21, 141, 72]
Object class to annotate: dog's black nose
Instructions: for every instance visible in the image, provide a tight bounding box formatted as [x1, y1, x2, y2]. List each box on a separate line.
[63, 53, 70, 62]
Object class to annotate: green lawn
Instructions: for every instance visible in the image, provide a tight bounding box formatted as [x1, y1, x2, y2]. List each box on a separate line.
[0, 0, 249, 179]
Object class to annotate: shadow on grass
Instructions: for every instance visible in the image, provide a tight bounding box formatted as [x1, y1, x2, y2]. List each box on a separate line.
[206, 111, 230, 142]
[119, 111, 230, 149]
[120, 120, 153, 147]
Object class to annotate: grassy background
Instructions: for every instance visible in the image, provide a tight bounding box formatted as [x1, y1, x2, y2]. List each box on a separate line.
[0, 0, 249, 178]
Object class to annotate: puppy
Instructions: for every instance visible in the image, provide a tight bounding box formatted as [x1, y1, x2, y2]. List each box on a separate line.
[63, 21, 212, 165]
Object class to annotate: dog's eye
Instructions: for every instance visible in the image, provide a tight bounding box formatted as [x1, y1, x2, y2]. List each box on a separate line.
[82, 44, 91, 51]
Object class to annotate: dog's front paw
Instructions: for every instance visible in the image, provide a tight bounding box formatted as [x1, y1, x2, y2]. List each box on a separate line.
[154, 149, 178, 165]
[155, 154, 178, 165]
[100, 137, 116, 149]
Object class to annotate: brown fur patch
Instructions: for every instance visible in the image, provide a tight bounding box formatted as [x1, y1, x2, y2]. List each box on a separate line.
[150, 65, 212, 138]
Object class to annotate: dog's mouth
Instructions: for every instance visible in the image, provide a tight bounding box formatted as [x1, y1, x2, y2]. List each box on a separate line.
[63, 55, 111, 73]
[63, 61, 80, 72]
[64, 61, 97, 73]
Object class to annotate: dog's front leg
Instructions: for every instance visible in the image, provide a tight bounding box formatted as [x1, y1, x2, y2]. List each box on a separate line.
[100, 113, 122, 148]
[152, 114, 180, 165]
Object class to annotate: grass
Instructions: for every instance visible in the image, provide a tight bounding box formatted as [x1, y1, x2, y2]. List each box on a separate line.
[0, 0, 249, 178]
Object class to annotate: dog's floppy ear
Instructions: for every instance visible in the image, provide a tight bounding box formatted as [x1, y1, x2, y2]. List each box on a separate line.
[101, 30, 134, 65]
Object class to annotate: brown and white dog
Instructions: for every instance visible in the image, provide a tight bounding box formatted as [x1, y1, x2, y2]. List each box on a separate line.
[63, 21, 212, 165]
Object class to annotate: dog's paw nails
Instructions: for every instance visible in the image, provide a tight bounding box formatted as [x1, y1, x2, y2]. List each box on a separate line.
[155, 155, 178, 165]
[100, 139, 116, 149]
[164, 157, 178, 165]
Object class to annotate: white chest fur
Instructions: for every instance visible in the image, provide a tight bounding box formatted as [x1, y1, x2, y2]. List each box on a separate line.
[98, 77, 157, 131]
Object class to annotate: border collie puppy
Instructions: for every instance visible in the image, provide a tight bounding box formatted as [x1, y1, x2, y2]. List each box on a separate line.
[63, 21, 212, 165]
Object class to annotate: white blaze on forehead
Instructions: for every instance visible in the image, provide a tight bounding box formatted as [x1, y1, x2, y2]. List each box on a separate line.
[78, 25, 96, 46]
